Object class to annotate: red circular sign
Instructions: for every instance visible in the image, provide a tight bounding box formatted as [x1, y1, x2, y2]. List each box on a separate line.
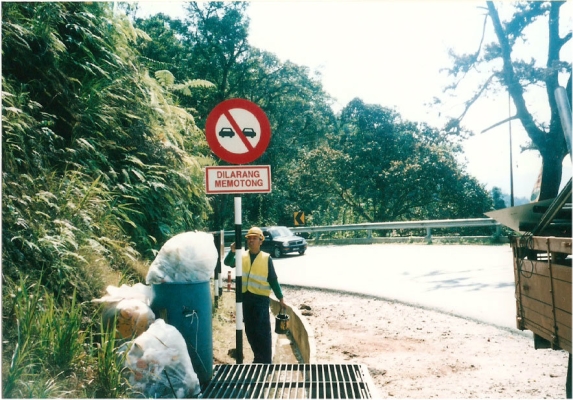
[205, 99, 271, 164]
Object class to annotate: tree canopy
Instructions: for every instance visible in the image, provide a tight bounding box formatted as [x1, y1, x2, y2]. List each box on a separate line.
[442, 1, 571, 201]
[132, 3, 494, 229]
[2, 1, 499, 300]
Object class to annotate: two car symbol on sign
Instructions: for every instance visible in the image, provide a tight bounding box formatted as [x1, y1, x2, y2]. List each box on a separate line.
[218, 127, 257, 138]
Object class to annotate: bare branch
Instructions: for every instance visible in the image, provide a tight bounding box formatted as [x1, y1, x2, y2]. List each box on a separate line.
[480, 114, 520, 133]
[457, 73, 495, 122]
[442, 11, 489, 92]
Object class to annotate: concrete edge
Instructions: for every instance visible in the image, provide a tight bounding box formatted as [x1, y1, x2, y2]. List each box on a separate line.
[310, 236, 510, 245]
[270, 296, 317, 364]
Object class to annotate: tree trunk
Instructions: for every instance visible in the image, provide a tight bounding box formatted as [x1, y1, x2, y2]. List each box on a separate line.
[539, 148, 564, 201]
[486, 1, 568, 200]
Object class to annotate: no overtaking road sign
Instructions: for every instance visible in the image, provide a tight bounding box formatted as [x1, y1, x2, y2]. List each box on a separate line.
[205, 98, 271, 165]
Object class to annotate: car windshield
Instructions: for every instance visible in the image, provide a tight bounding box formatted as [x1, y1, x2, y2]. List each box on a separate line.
[269, 227, 292, 237]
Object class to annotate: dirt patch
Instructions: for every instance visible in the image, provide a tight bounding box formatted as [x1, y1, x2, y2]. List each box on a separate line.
[212, 289, 254, 365]
[212, 287, 570, 398]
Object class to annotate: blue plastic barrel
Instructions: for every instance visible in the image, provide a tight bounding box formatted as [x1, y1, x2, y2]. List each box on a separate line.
[150, 281, 213, 385]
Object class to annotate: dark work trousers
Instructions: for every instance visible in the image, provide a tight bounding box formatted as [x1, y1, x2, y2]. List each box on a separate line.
[243, 291, 272, 363]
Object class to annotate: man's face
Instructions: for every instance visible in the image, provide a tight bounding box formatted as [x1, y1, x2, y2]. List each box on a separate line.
[246, 235, 262, 254]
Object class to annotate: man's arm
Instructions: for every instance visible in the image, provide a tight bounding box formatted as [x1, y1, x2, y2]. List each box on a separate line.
[223, 243, 236, 267]
[268, 257, 286, 307]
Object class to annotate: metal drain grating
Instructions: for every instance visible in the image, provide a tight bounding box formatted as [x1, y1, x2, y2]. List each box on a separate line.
[200, 363, 375, 399]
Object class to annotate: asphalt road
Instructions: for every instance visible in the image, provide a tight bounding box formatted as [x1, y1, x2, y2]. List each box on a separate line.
[219, 243, 523, 332]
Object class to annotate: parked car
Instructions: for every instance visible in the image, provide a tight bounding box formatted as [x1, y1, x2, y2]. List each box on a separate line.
[261, 226, 307, 258]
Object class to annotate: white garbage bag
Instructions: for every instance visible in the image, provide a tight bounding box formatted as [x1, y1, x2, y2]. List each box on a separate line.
[146, 231, 218, 284]
[94, 283, 153, 304]
[125, 319, 201, 398]
[93, 284, 155, 339]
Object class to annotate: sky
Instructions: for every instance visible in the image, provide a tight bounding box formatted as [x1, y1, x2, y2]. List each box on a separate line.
[135, 1, 572, 201]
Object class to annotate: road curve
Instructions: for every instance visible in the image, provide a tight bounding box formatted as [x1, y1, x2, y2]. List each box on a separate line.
[221, 243, 521, 332]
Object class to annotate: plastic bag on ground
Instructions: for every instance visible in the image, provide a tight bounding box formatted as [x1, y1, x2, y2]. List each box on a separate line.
[125, 319, 201, 398]
[93, 284, 155, 339]
[146, 231, 218, 284]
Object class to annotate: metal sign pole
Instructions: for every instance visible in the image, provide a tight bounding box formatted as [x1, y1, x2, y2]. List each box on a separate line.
[555, 86, 572, 159]
[219, 229, 224, 299]
[213, 232, 221, 308]
[234, 196, 244, 364]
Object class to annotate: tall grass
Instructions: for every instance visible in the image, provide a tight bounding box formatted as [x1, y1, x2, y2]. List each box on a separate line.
[37, 289, 86, 372]
[89, 318, 131, 399]
[3, 278, 42, 398]
[2, 276, 130, 398]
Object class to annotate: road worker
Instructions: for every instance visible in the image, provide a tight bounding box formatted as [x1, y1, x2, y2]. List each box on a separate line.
[224, 226, 286, 363]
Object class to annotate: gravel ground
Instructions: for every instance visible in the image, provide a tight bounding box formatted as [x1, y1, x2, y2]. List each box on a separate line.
[284, 287, 570, 399]
[212, 288, 570, 398]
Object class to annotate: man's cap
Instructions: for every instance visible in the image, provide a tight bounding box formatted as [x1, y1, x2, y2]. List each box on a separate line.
[245, 227, 264, 241]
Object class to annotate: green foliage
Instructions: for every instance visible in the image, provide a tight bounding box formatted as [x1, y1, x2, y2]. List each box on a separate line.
[134, 2, 494, 229]
[2, 278, 41, 398]
[38, 289, 86, 373]
[491, 186, 507, 209]
[182, 2, 250, 100]
[237, 55, 336, 227]
[2, 277, 89, 398]
[134, 13, 189, 80]
[89, 319, 130, 398]
[2, 2, 212, 297]
[2, 3, 212, 393]
[2, 274, 139, 398]
[290, 99, 493, 227]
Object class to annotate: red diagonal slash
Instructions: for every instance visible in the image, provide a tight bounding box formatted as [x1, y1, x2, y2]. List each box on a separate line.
[223, 110, 255, 152]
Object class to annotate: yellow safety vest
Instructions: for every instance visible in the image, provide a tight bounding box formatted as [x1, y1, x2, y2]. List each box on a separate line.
[243, 251, 271, 296]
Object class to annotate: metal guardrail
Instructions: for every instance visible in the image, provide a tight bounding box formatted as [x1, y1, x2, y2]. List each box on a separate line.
[214, 218, 502, 241]
[289, 217, 500, 238]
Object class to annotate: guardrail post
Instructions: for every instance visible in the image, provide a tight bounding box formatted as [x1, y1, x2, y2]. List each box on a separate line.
[425, 227, 432, 243]
[493, 224, 501, 241]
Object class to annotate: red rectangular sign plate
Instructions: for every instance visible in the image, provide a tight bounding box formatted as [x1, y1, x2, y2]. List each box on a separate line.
[205, 165, 272, 194]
